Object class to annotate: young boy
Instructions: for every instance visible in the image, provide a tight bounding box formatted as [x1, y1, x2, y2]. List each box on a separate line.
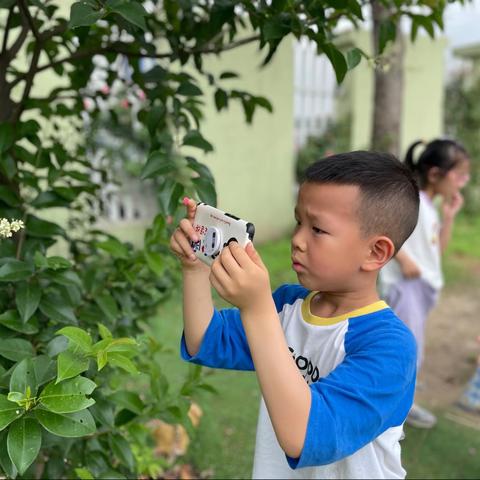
[170, 151, 419, 479]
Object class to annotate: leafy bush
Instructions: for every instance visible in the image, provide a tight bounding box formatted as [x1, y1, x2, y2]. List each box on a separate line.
[445, 73, 480, 214]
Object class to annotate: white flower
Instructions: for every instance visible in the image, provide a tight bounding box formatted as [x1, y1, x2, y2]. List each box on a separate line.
[0, 218, 24, 238]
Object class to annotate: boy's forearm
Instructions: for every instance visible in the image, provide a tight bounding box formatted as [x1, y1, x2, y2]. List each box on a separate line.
[182, 268, 214, 356]
[241, 300, 311, 459]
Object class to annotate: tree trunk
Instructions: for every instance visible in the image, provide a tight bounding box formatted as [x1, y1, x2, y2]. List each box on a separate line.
[370, 1, 405, 157]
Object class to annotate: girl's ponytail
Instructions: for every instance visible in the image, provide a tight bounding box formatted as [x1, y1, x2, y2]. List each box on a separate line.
[404, 140, 425, 173]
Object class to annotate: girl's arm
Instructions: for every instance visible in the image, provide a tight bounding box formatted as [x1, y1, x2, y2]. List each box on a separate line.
[394, 249, 421, 278]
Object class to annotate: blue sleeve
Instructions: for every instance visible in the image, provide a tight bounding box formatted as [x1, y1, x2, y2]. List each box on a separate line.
[180, 307, 254, 370]
[180, 284, 309, 371]
[287, 311, 417, 468]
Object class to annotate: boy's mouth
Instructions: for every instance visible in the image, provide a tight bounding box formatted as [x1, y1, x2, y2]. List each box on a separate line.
[291, 258, 306, 272]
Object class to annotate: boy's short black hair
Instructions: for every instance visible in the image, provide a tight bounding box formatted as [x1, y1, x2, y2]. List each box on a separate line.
[302, 151, 419, 252]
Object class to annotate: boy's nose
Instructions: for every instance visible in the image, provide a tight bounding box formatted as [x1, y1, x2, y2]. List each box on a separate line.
[291, 231, 306, 252]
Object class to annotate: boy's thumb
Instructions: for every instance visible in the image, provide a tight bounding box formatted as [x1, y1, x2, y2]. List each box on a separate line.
[246, 242, 264, 268]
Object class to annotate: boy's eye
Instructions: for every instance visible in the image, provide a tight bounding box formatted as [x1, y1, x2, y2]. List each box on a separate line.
[312, 226, 325, 234]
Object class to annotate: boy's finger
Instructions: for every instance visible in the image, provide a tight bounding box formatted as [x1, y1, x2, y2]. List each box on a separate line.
[228, 242, 250, 268]
[211, 257, 230, 286]
[179, 218, 199, 242]
[245, 242, 265, 268]
[220, 245, 242, 274]
[183, 197, 197, 221]
[173, 227, 197, 259]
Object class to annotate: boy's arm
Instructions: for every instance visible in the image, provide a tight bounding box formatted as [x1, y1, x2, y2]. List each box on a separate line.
[170, 199, 213, 356]
[182, 266, 214, 356]
[171, 198, 254, 370]
[210, 242, 311, 458]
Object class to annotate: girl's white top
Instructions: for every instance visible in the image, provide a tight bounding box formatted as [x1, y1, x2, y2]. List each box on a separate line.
[380, 191, 443, 292]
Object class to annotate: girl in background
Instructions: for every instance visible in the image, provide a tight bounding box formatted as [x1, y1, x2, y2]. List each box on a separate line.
[380, 139, 471, 429]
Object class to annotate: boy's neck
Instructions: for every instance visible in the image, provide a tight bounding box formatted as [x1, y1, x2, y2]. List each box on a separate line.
[309, 286, 380, 319]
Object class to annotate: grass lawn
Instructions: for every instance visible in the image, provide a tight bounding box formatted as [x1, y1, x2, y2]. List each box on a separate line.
[149, 215, 480, 479]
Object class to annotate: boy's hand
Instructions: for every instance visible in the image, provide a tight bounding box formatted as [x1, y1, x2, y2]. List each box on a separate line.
[169, 198, 209, 273]
[210, 242, 272, 313]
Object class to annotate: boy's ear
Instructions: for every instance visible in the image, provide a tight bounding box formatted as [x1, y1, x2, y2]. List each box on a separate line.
[362, 236, 395, 272]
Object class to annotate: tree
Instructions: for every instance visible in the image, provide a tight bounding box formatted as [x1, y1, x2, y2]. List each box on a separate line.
[370, 0, 405, 155]
[370, 0, 466, 156]
[0, 1, 458, 477]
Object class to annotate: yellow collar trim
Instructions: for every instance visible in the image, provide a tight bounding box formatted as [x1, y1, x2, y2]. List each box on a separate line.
[301, 292, 388, 326]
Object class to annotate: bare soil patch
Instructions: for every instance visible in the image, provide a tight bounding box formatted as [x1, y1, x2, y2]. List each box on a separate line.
[416, 282, 480, 410]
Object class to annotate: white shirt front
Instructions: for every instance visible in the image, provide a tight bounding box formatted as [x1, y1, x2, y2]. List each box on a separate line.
[380, 191, 443, 292]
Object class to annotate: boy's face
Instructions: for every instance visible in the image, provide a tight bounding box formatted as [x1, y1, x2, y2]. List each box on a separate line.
[291, 182, 371, 292]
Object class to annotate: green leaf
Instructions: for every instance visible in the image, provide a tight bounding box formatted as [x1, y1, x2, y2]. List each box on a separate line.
[108, 0, 147, 30]
[107, 353, 138, 374]
[0, 260, 33, 282]
[109, 391, 144, 414]
[90, 397, 114, 427]
[144, 250, 164, 276]
[379, 19, 396, 53]
[39, 376, 96, 413]
[214, 88, 228, 111]
[7, 417, 41, 475]
[98, 323, 112, 340]
[31, 356, 56, 388]
[0, 394, 23, 431]
[94, 294, 119, 323]
[0, 310, 38, 334]
[56, 326, 92, 352]
[9, 358, 37, 397]
[56, 347, 90, 383]
[321, 43, 348, 84]
[219, 71, 239, 80]
[0, 339, 34, 362]
[40, 296, 78, 325]
[95, 238, 129, 258]
[263, 17, 290, 41]
[76, 467, 94, 480]
[35, 408, 96, 437]
[0, 0, 16, 10]
[0, 122, 14, 152]
[109, 433, 135, 471]
[96, 350, 107, 371]
[177, 82, 202, 96]
[346, 48, 362, 70]
[140, 151, 175, 180]
[183, 130, 213, 152]
[192, 176, 217, 207]
[16, 282, 41, 323]
[26, 215, 65, 238]
[70, 1, 103, 28]
[0, 154, 16, 180]
[0, 186, 21, 206]
[0, 430, 17, 479]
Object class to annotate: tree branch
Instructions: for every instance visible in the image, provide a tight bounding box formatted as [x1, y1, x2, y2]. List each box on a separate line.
[10, 33, 262, 89]
[8, 14, 30, 59]
[1, 5, 15, 55]
[18, 0, 41, 43]
[12, 44, 41, 122]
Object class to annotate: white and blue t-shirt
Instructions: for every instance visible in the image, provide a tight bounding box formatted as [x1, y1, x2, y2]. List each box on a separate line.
[181, 284, 417, 479]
